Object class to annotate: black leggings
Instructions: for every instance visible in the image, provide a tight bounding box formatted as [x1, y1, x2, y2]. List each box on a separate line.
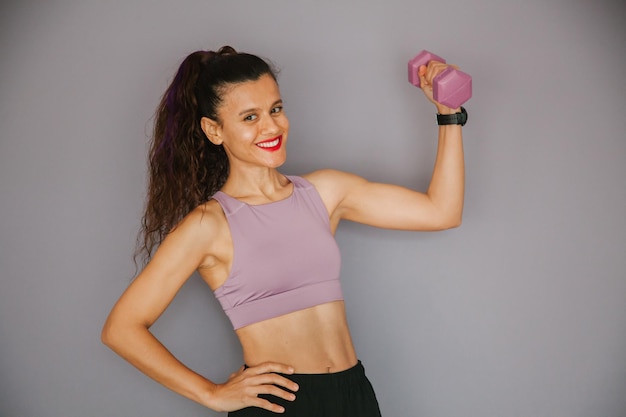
[228, 361, 382, 417]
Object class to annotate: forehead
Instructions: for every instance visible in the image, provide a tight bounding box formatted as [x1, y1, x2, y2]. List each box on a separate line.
[220, 74, 281, 109]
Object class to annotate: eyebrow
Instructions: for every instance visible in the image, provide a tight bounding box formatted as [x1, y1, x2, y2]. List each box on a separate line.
[238, 99, 283, 116]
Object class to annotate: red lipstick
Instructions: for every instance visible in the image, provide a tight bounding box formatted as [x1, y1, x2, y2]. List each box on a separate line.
[256, 135, 282, 152]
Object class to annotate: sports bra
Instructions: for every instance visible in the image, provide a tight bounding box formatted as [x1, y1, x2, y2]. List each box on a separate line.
[211, 175, 344, 330]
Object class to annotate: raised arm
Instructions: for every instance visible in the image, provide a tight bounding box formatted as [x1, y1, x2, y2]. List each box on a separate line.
[101, 203, 298, 413]
[307, 60, 465, 232]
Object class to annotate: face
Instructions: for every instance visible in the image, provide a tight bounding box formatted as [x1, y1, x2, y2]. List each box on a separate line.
[201, 74, 289, 171]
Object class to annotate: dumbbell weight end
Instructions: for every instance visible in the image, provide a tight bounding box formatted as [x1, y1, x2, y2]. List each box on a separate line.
[408, 50, 446, 88]
[433, 67, 472, 109]
[408, 50, 472, 108]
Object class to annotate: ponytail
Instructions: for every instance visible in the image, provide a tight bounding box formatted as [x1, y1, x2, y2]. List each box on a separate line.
[135, 46, 277, 266]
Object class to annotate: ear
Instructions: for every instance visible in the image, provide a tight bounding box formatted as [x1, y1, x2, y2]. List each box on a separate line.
[201, 117, 222, 145]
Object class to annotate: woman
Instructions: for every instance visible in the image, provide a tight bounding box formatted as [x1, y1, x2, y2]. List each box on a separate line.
[101, 46, 465, 416]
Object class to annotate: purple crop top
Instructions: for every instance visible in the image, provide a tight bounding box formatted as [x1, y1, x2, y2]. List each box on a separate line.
[211, 176, 344, 330]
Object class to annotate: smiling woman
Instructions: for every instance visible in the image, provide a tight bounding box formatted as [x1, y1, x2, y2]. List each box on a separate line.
[200, 74, 290, 172]
[101, 45, 465, 416]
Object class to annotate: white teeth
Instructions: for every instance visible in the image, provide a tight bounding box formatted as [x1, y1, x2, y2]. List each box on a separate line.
[257, 138, 280, 148]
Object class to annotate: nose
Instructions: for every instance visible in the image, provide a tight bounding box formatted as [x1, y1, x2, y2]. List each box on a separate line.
[259, 113, 280, 135]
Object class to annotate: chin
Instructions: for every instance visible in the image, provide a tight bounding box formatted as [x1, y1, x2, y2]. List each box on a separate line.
[269, 156, 287, 168]
[266, 149, 287, 168]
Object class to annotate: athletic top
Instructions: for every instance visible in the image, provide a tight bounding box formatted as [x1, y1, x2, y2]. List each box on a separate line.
[211, 175, 344, 330]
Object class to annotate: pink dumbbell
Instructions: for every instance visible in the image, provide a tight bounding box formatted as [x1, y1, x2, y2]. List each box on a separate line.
[408, 50, 472, 109]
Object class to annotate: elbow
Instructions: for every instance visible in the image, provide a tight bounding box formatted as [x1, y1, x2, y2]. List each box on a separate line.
[444, 204, 464, 229]
[448, 214, 463, 229]
[101, 315, 150, 352]
[101, 317, 126, 350]
[427, 198, 463, 231]
[437, 213, 463, 230]
[100, 320, 115, 348]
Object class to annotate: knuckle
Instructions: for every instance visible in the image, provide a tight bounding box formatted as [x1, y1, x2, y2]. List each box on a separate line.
[256, 398, 279, 412]
[243, 385, 258, 398]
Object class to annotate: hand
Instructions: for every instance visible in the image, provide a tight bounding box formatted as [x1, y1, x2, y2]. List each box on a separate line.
[208, 362, 299, 413]
[418, 61, 461, 115]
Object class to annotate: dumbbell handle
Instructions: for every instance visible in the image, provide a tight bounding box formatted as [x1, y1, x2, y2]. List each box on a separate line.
[408, 50, 472, 109]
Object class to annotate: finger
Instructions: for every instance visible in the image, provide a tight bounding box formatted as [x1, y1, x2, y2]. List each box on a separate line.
[251, 373, 300, 392]
[426, 61, 447, 83]
[421, 61, 445, 86]
[256, 384, 297, 402]
[247, 362, 295, 376]
[418, 65, 429, 88]
[249, 396, 287, 414]
[246, 385, 297, 413]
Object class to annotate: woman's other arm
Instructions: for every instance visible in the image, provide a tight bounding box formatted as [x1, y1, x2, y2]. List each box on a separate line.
[101, 203, 298, 412]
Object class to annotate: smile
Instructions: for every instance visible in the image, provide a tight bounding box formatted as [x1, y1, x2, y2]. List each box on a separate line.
[256, 135, 282, 151]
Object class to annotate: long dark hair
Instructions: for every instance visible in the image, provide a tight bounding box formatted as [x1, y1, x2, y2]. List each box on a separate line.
[135, 46, 277, 266]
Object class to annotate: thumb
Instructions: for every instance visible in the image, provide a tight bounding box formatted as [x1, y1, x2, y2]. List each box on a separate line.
[418, 65, 429, 87]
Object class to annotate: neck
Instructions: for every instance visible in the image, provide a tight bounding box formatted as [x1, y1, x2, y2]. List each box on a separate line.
[221, 167, 291, 204]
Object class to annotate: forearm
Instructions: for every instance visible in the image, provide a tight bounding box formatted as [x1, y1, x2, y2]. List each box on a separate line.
[102, 323, 218, 408]
[426, 122, 465, 227]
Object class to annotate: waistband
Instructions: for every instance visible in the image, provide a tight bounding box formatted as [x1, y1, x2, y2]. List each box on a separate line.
[245, 360, 365, 386]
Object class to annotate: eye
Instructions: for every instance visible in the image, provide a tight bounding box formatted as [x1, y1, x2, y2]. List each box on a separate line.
[271, 106, 283, 115]
[243, 114, 257, 121]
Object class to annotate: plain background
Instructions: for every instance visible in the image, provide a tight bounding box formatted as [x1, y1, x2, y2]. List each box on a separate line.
[1, 1, 625, 416]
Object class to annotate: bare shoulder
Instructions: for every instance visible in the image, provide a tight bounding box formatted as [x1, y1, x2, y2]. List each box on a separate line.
[302, 169, 368, 196]
[175, 199, 226, 238]
[138, 199, 230, 288]
[145, 199, 226, 269]
[301, 169, 369, 226]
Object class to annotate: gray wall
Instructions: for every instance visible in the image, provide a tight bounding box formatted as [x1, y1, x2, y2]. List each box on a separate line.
[1, 1, 625, 416]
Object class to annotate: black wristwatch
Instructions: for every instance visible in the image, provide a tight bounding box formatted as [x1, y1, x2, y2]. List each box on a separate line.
[437, 106, 467, 126]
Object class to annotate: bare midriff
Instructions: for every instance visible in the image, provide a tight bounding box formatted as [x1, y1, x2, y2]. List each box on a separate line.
[235, 301, 358, 374]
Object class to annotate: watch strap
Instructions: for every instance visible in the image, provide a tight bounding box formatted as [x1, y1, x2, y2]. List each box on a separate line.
[437, 106, 467, 126]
